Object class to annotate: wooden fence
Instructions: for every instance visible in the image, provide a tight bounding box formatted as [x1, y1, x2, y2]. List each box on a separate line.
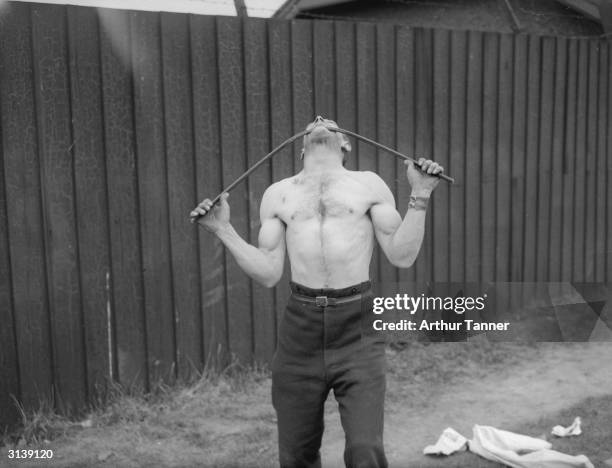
[1, 1, 611, 427]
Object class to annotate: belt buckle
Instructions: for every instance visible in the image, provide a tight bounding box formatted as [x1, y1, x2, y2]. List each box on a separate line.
[315, 296, 328, 307]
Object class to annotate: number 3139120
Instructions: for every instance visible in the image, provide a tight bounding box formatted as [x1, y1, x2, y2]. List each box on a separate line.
[8, 449, 53, 459]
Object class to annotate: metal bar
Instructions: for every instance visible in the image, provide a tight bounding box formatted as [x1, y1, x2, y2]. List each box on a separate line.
[328, 126, 455, 184]
[191, 126, 454, 222]
[190, 129, 309, 222]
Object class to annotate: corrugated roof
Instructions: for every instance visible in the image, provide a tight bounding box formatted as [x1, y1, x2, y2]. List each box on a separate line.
[555, 0, 611, 20]
[276, 0, 610, 23]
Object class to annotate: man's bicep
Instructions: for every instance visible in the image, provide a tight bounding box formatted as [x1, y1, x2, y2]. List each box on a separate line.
[370, 202, 402, 242]
[258, 184, 285, 253]
[258, 216, 286, 261]
[367, 173, 402, 239]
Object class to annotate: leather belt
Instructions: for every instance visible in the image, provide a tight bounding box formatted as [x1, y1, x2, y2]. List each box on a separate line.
[292, 293, 363, 307]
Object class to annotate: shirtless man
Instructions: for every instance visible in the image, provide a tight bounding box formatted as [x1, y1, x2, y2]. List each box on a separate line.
[190, 116, 443, 468]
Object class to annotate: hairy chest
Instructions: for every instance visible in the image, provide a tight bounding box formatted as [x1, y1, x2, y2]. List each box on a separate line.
[277, 174, 373, 223]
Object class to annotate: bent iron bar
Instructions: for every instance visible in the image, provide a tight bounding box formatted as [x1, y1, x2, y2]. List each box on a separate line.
[191, 127, 455, 222]
[328, 126, 455, 184]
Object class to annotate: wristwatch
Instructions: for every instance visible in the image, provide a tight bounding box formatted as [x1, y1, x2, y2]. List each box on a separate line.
[408, 195, 429, 211]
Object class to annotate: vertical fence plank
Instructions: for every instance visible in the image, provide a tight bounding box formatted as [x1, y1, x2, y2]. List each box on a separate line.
[517, 36, 541, 281]
[217, 17, 252, 364]
[561, 39, 578, 282]
[99, 8, 147, 388]
[356, 22, 379, 284]
[449, 30, 467, 284]
[268, 20, 293, 328]
[481, 32, 498, 282]
[0, 108, 20, 430]
[496, 33, 513, 281]
[396, 26, 416, 286]
[67, 6, 112, 398]
[377, 24, 397, 291]
[521, 34, 541, 305]
[548, 37, 568, 282]
[465, 30, 483, 283]
[573, 39, 588, 282]
[536, 37, 555, 281]
[313, 20, 335, 119]
[292, 20, 314, 156]
[413, 28, 434, 283]
[608, 44, 612, 282]
[131, 11, 176, 383]
[244, 18, 275, 364]
[190, 15, 228, 366]
[432, 28, 450, 283]
[522, 35, 541, 283]
[511, 35, 528, 282]
[161, 12, 202, 378]
[335, 21, 357, 171]
[596, 42, 608, 282]
[584, 41, 599, 281]
[0, 2, 53, 409]
[32, 3, 87, 413]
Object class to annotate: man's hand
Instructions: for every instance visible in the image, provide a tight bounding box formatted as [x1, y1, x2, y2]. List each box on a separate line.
[405, 158, 444, 196]
[190, 192, 231, 233]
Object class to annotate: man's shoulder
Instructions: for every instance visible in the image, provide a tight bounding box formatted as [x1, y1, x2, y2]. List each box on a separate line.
[348, 170, 394, 202]
[348, 169, 386, 186]
[265, 176, 296, 196]
[261, 176, 296, 207]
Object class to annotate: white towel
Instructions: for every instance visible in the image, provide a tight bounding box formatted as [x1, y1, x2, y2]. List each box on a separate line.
[469, 425, 594, 468]
[552, 417, 582, 437]
[423, 424, 594, 468]
[423, 427, 468, 455]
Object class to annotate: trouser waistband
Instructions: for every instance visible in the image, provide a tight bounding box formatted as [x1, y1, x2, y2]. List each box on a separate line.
[289, 280, 372, 298]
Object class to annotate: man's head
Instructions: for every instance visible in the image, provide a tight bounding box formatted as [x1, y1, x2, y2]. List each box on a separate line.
[301, 116, 352, 164]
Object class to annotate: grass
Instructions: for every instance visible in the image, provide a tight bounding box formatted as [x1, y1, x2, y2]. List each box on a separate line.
[516, 394, 612, 467]
[385, 339, 540, 405]
[1, 342, 610, 467]
[1, 358, 278, 467]
[422, 394, 612, 467]
[4, 397, 69, 448]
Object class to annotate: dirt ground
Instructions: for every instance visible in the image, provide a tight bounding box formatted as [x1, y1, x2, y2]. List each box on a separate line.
[322, 341, 612, 467]
[2, 341, 611, 468]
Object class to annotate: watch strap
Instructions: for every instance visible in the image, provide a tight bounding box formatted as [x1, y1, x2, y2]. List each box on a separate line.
[408, 195, 429, 211]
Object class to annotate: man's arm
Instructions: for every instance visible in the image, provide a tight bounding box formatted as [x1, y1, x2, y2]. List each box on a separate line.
[369, 159, 443, 268]
[190, 186, 286, 288]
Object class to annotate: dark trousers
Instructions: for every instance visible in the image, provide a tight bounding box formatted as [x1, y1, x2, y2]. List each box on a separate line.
[271, 281, 387, 468]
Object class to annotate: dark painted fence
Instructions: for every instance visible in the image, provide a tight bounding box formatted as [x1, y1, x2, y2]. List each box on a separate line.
[1, 2, 611, 427]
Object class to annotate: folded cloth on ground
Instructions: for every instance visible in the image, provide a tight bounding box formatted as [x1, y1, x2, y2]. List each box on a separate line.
[469, 425, 594, 468]
[552, 417, 582, 437]
[423, 427, 468, 455]
[423, 425, 594, 468]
